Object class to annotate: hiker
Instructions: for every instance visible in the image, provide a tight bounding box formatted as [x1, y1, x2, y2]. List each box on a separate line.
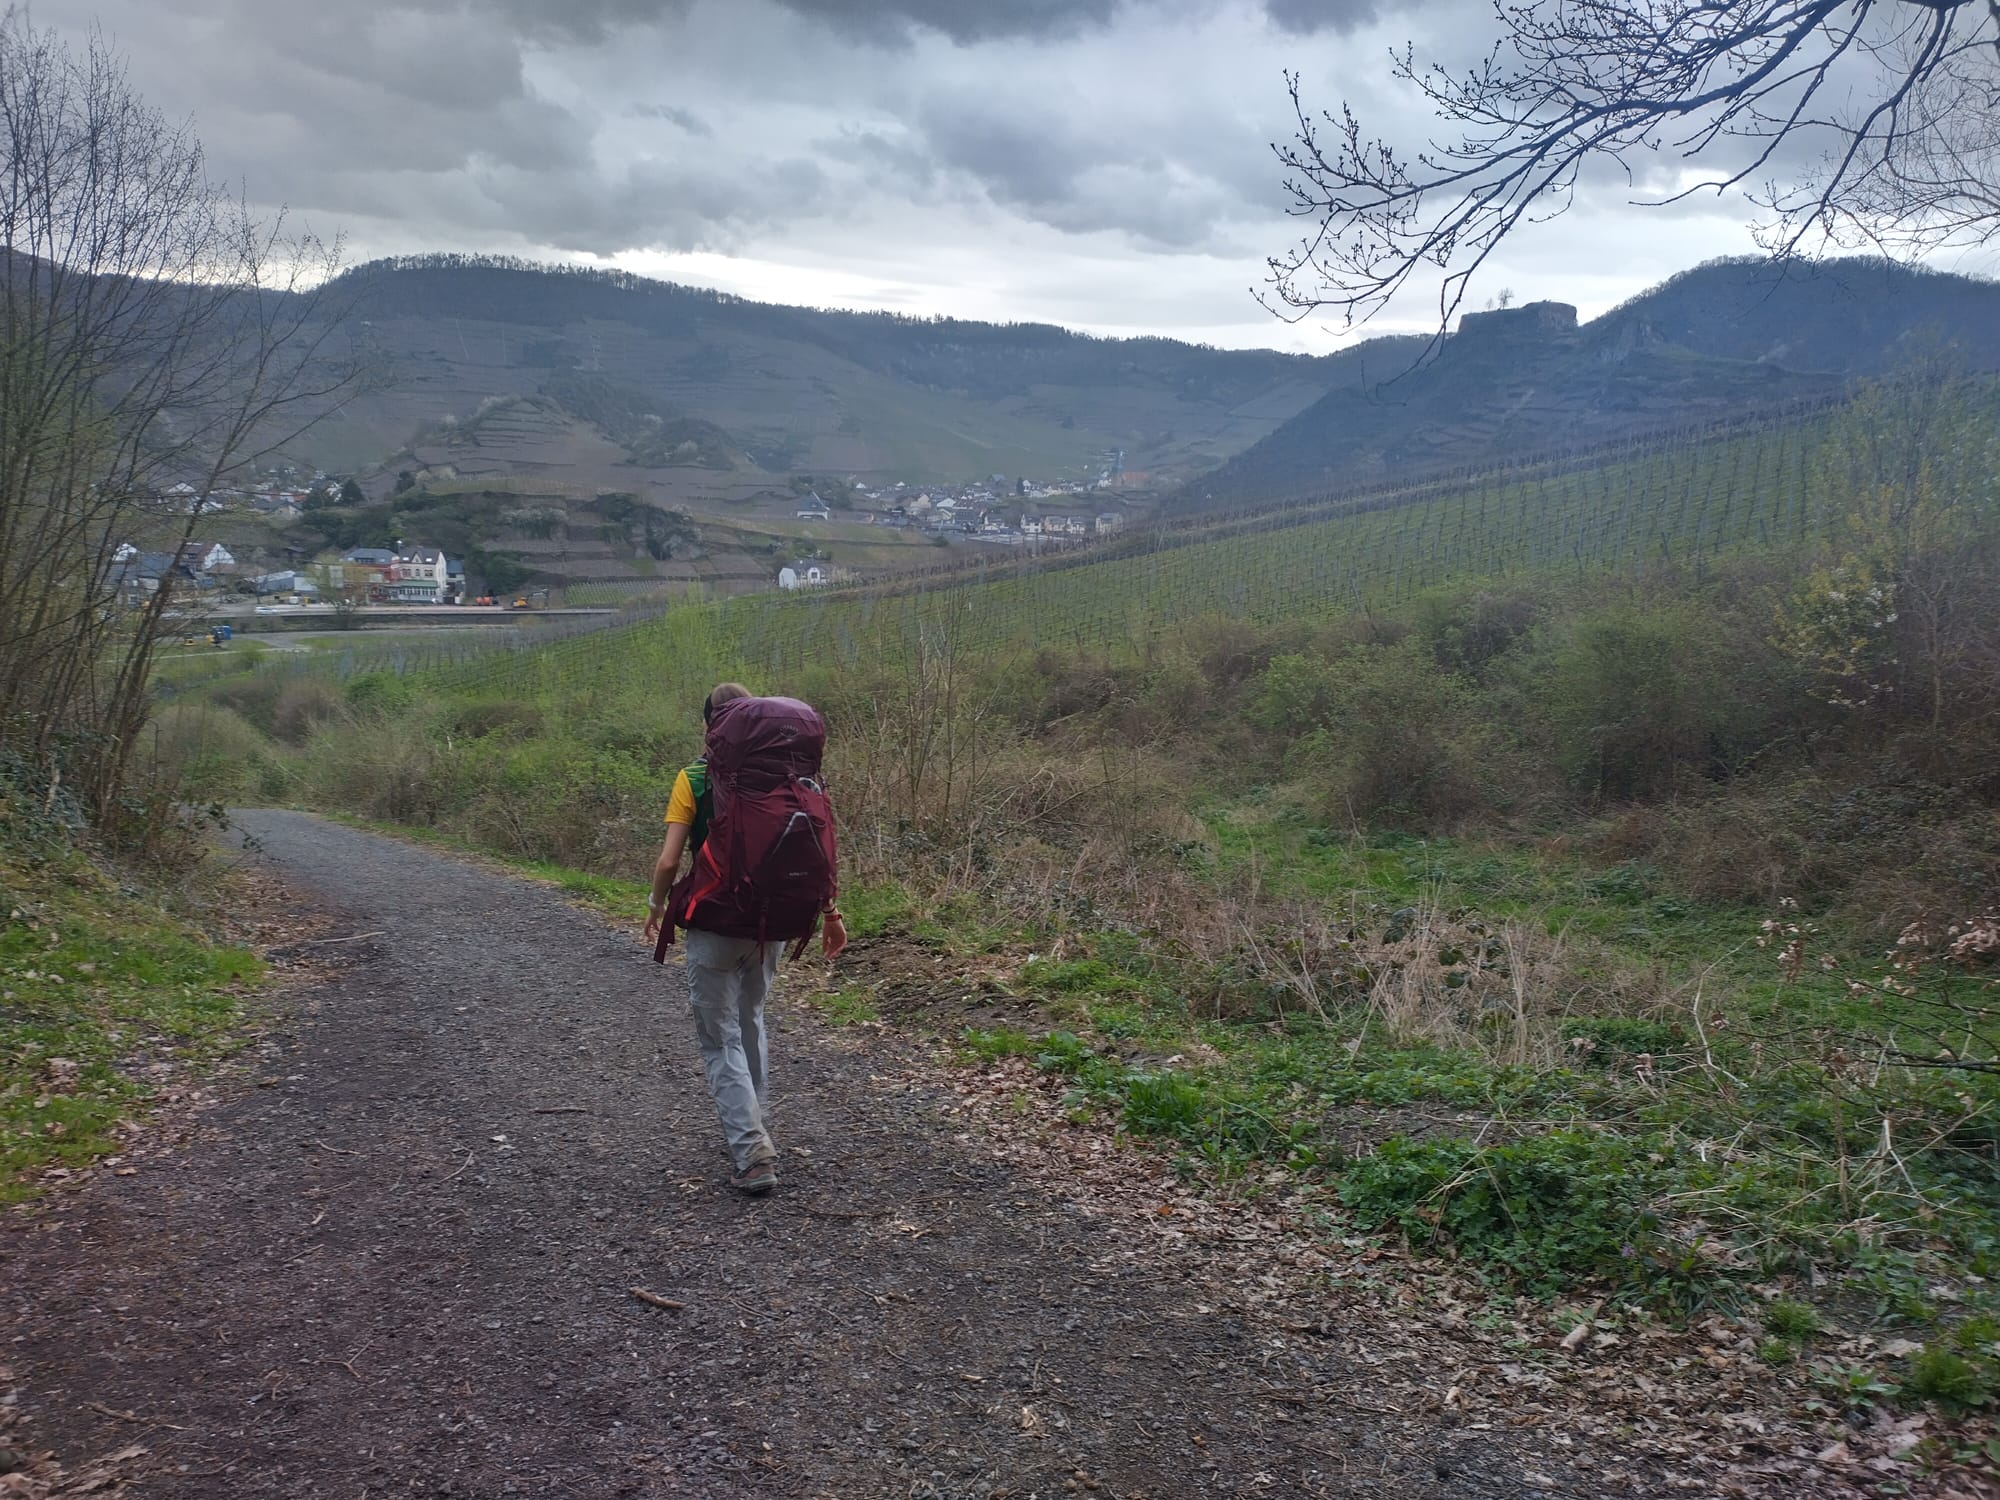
[643, 684, 846, 1195]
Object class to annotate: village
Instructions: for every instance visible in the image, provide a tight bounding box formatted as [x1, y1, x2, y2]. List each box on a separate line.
[111, 538, 484, 611]
[106, 451, 1138, 616]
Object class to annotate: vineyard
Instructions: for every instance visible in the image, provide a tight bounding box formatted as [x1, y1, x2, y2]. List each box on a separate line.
[183, 392, 1900, 711]
[400, 401, 1843, 700]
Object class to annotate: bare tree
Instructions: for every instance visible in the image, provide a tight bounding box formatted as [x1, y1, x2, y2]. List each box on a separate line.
[1266, 0, 2000, 329]
[0, 9, 353, 826]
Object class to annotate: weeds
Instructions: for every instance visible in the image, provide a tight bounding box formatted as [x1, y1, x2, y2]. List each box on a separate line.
[0, 849, 261, 1202]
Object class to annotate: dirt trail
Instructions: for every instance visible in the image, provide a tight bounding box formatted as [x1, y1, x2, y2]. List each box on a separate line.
[6, 812, 1617, 1498]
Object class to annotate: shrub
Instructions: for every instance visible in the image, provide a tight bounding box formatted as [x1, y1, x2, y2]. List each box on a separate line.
[1338, 1131, 1662, 1290]
[1269, 640, 1503, 831]
[1535, 600, 1780, 802]
[1905, 1345, 1992, 1410]
[269, 677, 345, 745]
[1413, 585, 1541, 680]
[344, 671, 419, 715]
[142, 704, 279, 803]
[449, 699, 546, 740]
[298, 713, 442, 825]
[1764, 1297, 1820, 1341]
[1250, 652, 1342, 738]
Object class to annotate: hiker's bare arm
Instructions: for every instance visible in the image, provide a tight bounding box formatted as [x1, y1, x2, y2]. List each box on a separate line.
[644, 824, 690, 939]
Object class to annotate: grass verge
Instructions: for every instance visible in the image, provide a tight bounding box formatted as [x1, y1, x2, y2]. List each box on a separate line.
[0, 849, 263, 1205]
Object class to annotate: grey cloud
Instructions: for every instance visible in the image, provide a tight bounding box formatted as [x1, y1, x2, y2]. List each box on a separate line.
[439, 0, 692, 45]
[821, 128, 940, 193]
[1262, 0, 1382, 36]
[910, 98, 1266, 250]
[71, 0, 1461, 322]
[635, 103, 715, 136]
[489, 154, 835, 254]
[766, 0, 1121, 44]
[918, 108, 1089, 211]
[324, 0, 1128, 48]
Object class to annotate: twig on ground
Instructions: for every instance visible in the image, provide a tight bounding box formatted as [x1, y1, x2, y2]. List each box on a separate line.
[308, 1139, 361, 1156]
[86, 1401, 185, 1430]
[1254, 1384, 1403, 1417]
[791, 1204, 891, 1220]
[629, 1288, 685, 1311]
[531, 1106, 591, 1115]
[443, 1150, 476, 1183]
[289, 932, 385, 946]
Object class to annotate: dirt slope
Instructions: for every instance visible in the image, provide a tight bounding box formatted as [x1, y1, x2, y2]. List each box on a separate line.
[5, 814, 1643, 1498]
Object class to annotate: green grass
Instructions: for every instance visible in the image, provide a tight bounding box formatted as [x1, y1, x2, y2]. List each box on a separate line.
[187, 400, 1846, 712]
[812, 984, 880, 1026]
[875, 838, 2000, 1328]
[0, 853, 263, 1203]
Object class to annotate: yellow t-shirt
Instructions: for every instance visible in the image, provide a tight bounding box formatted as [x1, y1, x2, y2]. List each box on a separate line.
[663, 768, 698, 827]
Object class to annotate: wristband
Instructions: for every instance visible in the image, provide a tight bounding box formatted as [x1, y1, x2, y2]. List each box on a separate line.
[822, 908, 844, 922]
[648, 900, 665, 915]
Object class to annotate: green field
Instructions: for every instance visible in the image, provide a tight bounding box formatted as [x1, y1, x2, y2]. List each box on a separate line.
[403, 405, 1834, 704]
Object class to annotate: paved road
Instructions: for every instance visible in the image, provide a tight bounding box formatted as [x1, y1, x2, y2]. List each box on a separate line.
[5, 812, 1590, 1499]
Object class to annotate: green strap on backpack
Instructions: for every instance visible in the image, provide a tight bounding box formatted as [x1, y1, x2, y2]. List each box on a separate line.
[685, 759, 713, 853]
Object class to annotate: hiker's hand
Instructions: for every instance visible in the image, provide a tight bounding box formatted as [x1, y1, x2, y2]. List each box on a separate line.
[821, 912, 847, 961]
[643, 910, 662, 942]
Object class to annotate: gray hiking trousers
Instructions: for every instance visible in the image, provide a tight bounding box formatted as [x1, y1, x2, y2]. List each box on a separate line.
[683, 927, 782, 1172]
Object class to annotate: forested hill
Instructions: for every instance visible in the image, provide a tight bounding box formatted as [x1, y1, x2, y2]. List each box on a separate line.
[300, 255, 1408, 495]
[1590, 256, 2000, 374]
[1177, 258, 2000, 509]
[333, 255, 1332, 404]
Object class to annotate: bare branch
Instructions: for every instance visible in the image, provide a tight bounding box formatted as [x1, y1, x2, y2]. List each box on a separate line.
[1268, 0, 2000, 330]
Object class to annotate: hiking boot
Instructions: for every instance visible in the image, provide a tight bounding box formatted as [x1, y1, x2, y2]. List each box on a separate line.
[731, 1160, 778, 1195]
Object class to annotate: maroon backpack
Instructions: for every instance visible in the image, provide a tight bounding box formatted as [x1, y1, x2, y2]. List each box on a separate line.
[653, 696, 838, 962]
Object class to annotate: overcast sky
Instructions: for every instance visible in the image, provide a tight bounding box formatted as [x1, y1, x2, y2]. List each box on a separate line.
[49, 0, 2000, 351]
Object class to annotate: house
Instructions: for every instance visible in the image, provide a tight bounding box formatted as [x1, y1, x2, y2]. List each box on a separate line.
[326, 559, 389, 596]
[444, 558, 466, 602]
[386, 544, 447, 603]
[1094, 512, 1124, 534]
[1020, 517, 1043, 536]
[778, 559, 830, 590]
[248, 491, 300, 518]
[250, 570, 318, 597]
[158, 482, 225, 515]
[113, 551, 184, 602]
[340, 546, 395, 567]
[795, 492, 831, 521]
[177, 541, 236, 574]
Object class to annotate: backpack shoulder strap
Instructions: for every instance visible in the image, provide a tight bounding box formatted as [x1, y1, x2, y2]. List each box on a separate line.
[685, 758, 713, 852]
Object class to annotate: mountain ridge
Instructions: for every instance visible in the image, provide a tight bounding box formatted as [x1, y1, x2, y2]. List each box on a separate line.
[1179, 257, 2000, 507]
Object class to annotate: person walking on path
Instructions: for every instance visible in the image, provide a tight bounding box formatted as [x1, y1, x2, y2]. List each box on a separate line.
[644, 684, 845, 1194]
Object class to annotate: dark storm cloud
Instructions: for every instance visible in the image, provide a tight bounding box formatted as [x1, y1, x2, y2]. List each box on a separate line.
[73, 0, 1634, 337]
[1262, 0, 1383, 35]
[766, 0, 1120, 44]
[907, 90, 1270, 250]
[399, 0, 1130, 47]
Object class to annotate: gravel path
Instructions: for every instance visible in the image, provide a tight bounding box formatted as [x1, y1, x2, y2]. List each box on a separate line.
[4, 812, 1601, 1499]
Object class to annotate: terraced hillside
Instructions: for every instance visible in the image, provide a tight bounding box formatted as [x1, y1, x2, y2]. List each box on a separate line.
[294, 258, 1369, 501]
